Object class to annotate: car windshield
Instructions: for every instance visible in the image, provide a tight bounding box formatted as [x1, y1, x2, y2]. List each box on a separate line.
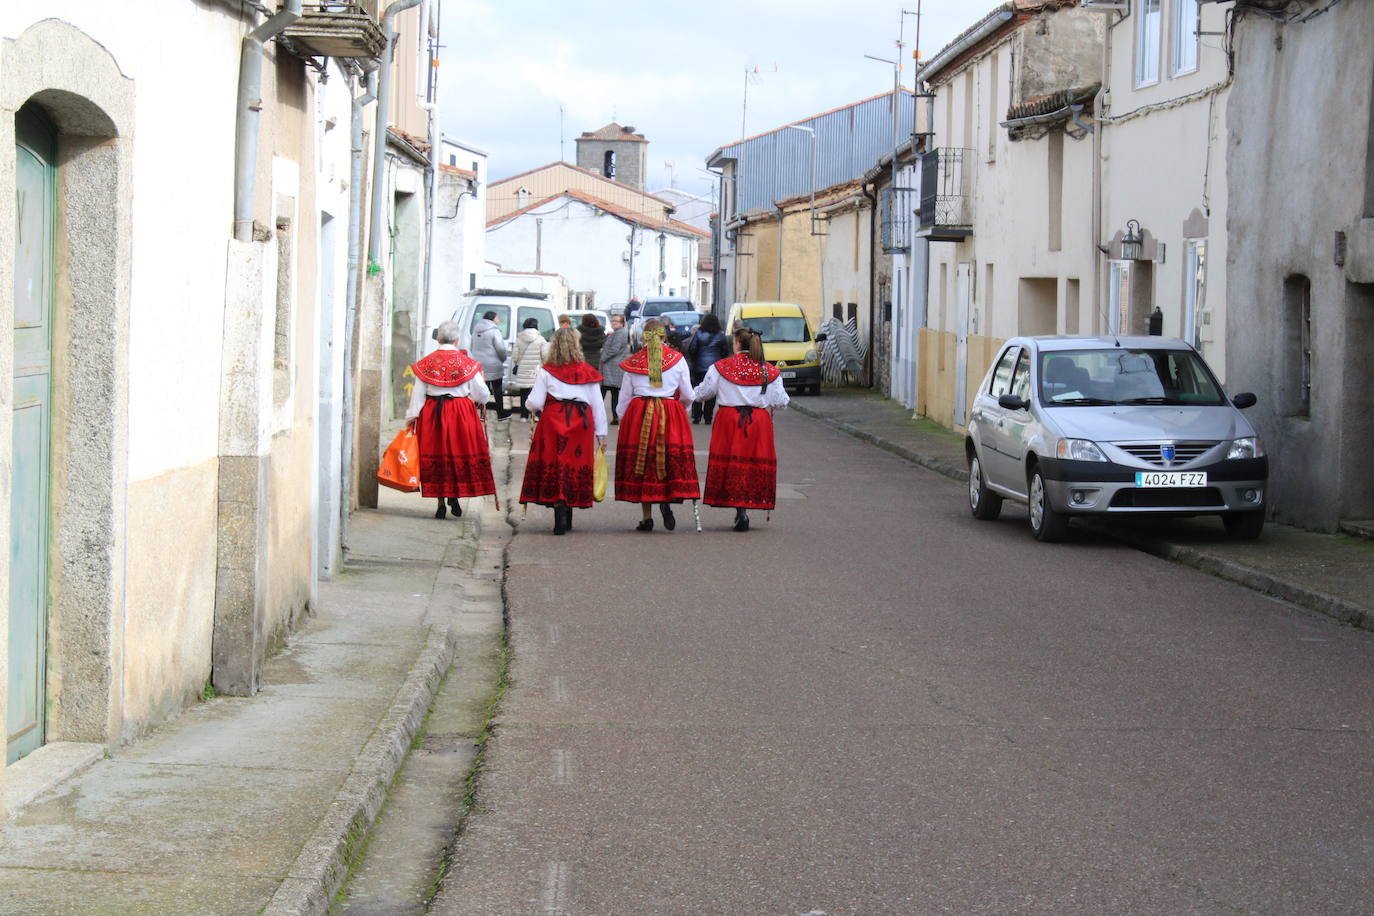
[742, 316, 810, 343]
[643, 301, 690, 317]
[662, 311, 699, 325]
[1039, 348, 1226, 406]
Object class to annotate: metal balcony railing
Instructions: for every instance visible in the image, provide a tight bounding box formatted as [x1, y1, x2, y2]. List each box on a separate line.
[281, 2, 386, 60]
[918, 148, 974, 241]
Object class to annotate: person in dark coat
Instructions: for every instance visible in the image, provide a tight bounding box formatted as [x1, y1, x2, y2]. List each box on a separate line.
[599, 313, 629, 426]
[578, 313, 606, 369]
[685, 313, 731, 424]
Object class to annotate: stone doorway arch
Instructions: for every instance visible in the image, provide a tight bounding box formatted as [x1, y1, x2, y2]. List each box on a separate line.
[1, 19, 134, 757]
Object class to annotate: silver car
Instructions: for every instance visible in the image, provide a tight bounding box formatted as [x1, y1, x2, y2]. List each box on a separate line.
[965, 336, 1268, 542]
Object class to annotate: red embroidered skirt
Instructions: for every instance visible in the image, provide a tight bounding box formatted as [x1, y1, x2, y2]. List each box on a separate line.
[703, 406, 778, 509]
[414, 396, 495, 498]
[614, 396, 700, 504]
[520, 398, 596, 508]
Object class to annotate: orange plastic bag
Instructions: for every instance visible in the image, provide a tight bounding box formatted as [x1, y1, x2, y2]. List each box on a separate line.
[377, 427, 421, 493]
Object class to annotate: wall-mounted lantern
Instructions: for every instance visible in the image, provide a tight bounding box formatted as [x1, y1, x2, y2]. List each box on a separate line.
[1120, 219, 1144, 261]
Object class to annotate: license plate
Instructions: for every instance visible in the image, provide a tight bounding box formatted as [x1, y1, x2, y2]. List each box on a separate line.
[782, 371, 796, 379]
[1135, 470, 1207, 487]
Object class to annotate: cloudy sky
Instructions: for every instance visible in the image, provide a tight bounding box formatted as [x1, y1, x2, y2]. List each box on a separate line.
[436, 0, 972, 202]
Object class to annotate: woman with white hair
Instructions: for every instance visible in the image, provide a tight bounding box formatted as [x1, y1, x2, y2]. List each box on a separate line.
[406, 320, 496, 519]
[519, 326, 607, 535]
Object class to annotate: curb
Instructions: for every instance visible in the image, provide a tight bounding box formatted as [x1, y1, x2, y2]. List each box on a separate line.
[793, 401, 1374, 632]
[263, 622, 458, 916]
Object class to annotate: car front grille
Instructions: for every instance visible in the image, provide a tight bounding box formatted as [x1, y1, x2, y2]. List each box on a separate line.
[1111, 487, 1225, 509]
[1116, 441, 1218, 467]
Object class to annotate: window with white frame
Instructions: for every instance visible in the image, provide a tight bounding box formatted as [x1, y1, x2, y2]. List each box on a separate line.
[1135, 0, 1162, 87]
[1171, 0, 1200, 76]
[1183, 238, 1206, 348]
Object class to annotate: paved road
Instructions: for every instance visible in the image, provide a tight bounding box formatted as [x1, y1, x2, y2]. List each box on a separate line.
[433, 409, 1374, 915]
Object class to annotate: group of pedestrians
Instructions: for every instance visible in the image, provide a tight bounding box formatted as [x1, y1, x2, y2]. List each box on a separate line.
[403, 315, 787, 534]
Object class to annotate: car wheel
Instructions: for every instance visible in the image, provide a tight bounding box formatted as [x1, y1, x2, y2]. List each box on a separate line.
[1027, 467, 1069, 542]
[1222, 510, 1265, 539]
[968, 451, 1003, 520]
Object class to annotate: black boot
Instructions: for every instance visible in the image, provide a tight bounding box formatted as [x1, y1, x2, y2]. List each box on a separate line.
[434, 498, 447, 520]
[553, 506, 568, 536]
[660, 503, 676, 531]
[448, 496, 463, 517]
[563, 506, 573, 531]
[732, 508, 750, 532]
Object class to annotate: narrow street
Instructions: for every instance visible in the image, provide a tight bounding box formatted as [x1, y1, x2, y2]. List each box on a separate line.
[429, 409, 1374, 915]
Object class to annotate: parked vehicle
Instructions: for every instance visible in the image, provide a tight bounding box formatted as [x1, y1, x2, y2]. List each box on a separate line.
[559, 309, 611, 330]
[446, 288, 557, 382]
[630, 296, 695, 348]
[724, 301, 825, 394]
[964, 336, 1268, 542]
[659, 310, 703, 349]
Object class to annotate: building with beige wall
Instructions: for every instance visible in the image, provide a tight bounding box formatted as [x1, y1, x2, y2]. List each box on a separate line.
[0, 0, 433, 812]
[918, 1, 1102, 430]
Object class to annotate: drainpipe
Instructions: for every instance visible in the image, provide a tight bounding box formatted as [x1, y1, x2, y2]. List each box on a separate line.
[369, 0, 424, 264]
[775, 205, 785, 300]
[233, 0, 302, 241]
[1089, 8, 1119, 328]
[417, 0, 440, 356]
[340, 60, 379, 556]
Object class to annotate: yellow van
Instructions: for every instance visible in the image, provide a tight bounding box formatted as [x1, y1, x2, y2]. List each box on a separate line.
[725, 301, 825, 395]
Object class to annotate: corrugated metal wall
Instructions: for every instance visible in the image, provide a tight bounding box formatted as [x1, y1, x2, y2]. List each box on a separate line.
[718, 91, 916, 217]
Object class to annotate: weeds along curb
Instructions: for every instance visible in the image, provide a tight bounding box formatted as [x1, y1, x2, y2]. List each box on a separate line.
[262, 623, 457, 916]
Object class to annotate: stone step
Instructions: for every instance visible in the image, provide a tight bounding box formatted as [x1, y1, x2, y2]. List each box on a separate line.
[1338, 519, 1374, 541]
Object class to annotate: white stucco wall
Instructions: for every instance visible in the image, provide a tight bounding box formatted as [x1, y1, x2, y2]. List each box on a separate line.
[486, 196, 699, 309]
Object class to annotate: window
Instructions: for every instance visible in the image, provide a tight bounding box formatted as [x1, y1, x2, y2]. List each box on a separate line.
[1038, 348, 1224, 406]
[989, 347, 1018, 396]
[1010, 349, 1032, 402]
[603, 150, 616, 180]
[1283, 275, 1312, 417]
[517, 305, 555, 341]
[1171, 0, 1200, 76]
[1135, 0, 1162, 87]
[1182, 239, 1206, 348]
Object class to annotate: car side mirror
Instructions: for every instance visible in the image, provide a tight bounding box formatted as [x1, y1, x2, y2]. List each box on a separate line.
[998, 394, 1028, 411]
[431, 328, 438, 340]
[1231, 392, 1257, 409]
[814, 332, 828, 342]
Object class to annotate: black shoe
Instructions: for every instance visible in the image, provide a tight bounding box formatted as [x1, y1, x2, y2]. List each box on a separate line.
[635, 518, 654, 532]
[563, 507, 573, 531]
[733, 509, 749, 532]
[660, 503, 676, 531]
[553, 508, 568, 536]
[448, 497, 462, 517]
[434, 500, 447, 520]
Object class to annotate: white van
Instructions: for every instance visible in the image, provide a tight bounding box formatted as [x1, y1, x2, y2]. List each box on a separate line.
[446, 289, 558, 372]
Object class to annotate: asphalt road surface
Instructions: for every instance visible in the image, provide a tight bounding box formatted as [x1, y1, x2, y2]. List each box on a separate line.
[431, 408, 1374, 915]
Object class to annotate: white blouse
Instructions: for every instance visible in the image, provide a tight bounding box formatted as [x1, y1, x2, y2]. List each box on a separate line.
[404, 345, 491, 421]
[526, 368, 608, 436]
[615, 359, 694, 418]
[693, 367, 790, 411]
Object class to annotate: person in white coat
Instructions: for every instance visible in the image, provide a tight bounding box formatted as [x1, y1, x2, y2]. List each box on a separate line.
[512, 317, 550, 420]
[692, 325, 789, 531]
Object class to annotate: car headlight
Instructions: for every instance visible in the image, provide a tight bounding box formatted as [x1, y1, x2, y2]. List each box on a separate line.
[1227, 437, 1264, 459]
[1056, 438, 1107, 462]
[804, 349, 818, 363]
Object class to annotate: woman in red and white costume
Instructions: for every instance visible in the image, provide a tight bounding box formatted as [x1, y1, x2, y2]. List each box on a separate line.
[614, 319, 700, 531]
[406, 320, 496, 519]
[519, 326, 607, 535]
[692, 325, 790, 531]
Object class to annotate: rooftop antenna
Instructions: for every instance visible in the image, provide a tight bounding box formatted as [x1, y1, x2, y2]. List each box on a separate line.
[740, 62, 777, 138]
[559, 103, 565, 162]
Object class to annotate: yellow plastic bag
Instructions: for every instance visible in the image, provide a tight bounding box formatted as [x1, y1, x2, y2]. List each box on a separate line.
[592, 447, 608, 502]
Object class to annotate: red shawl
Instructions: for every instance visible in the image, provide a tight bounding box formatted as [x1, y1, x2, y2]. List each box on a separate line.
[412, 349, 481, 387]
[715, 353, 780, 386]
[620, 346, 683, 376]
[543, 362, 604, 385]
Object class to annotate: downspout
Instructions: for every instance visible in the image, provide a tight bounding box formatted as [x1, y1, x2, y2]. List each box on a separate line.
[368, 0, 425, 264]
[417, 0, 440, 356]
[863, 183, 878, 387]
[233, 0, 303, 241]
[340, 60, 380, 556]
[775, 205, 785, 300]
[1090, 9, 1117, 328]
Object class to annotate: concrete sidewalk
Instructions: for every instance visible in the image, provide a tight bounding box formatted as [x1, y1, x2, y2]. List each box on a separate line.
[793, 387, 1374, 631]
[0, 479, 507, 915]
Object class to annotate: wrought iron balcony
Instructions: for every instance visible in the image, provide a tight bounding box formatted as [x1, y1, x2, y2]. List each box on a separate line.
[281, 2, 386, 60]
[917, 148, 974, 241]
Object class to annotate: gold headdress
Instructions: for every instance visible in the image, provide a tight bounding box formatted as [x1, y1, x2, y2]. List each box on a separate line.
[642, 326, 666, 386]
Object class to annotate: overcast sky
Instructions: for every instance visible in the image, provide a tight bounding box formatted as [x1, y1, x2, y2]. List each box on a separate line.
[437, 0, 972, 203]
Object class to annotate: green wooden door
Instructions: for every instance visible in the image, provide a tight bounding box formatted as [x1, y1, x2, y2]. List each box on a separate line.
[8, 105, 55, 764]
